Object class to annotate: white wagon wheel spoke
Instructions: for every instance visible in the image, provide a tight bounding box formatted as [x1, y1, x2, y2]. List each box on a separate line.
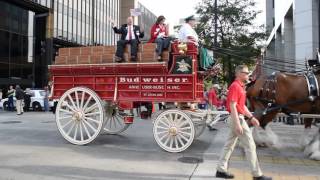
[82, 96, 92, 111]
[169, 138, 174, 149]
[163, 134, 171, 145]
[79, 122, 84, 141]
[179, 130, 192, 138]
[59, 108, 73, 115]
[61, 118, 73, 129]
[80, 91, 85, 108]
[177, 135, 185, 147]
[66, 102, 78, 113]
[174, 136, 179, 149]
[178, 133, 189, 142]
[174, 115, 184, 127]
[166, 114, 175, 125]
[67, 121, 76, 136]
[153, 110, 195, 153]
[156, 131, 168, 135]
[67, 94, 78, 111]
[159, 133, 169, 142]
[84, 117, 100, 124]
[83, 118, 98, 132]
[159, 117, 171, 127]
[81, 120, 92, 139]
[59, 115, 73, 120]
[114, 115, 123, 127]
[56, 87, 104, 145]
[73, 123, 79, 140]
[75, 90, 80, 109]
[179, 126, 192, 131]
[156, 126, 169, 131]
[84, 103, 98, 114]
[85, 111, 101, 116]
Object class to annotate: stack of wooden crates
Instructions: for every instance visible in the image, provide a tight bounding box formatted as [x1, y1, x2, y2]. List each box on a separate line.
[54, 43, 169, 65]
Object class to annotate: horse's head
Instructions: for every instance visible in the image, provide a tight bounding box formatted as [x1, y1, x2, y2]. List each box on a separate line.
[246, 76, 278, 129]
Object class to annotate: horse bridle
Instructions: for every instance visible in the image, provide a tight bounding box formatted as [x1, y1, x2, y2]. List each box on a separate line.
[248, 72, 317, 119]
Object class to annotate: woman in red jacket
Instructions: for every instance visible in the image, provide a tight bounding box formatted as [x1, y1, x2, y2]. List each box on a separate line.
[148, 15, 170, 61]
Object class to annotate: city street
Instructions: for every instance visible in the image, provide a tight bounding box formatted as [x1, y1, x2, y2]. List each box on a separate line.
[0, 111, 319, 180]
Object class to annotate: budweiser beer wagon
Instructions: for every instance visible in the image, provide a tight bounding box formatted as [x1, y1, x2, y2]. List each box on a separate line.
[49, 42, 219, 152]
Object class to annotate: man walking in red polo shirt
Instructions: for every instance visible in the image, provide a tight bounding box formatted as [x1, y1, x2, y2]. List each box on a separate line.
[215, 65, 272, 180]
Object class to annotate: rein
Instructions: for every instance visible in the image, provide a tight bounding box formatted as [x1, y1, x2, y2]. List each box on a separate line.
[253, 97, 311, 116]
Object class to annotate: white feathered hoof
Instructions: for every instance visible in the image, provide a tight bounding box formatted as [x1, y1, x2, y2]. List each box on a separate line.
[299, 128, 315, 148]
[304, 132, 320, 161]
[252, 125, 280, 148]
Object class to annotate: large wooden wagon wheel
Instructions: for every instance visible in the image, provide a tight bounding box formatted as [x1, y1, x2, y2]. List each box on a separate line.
[55, 87, 104, 145]
[153, 109, 195, 153]
[102, 107, 130, 135]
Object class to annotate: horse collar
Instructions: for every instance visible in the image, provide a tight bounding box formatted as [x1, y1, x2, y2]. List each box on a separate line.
[304, 71, 320, 99]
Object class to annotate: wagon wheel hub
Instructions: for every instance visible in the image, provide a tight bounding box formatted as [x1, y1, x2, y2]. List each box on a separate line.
[169, 126, 178, 136]
[72, 111, 84, 121]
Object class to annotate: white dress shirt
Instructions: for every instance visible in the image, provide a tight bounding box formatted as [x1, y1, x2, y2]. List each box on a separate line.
[178, 23, 199, 45]
[126, 25, 136, 40]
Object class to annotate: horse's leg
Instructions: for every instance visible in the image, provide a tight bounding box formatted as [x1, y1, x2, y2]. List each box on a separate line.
[304, 127, 320, 160]
[304, 118, 312, 128]
[253, 124, 280, 148]
[299, 118, 314, 147]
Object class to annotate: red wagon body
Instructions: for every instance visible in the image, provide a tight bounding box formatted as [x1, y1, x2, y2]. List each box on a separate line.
[49, 42, 204, 108]
[49, 42, 211, 153]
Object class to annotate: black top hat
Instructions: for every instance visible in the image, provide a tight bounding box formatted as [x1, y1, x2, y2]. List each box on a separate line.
[185, 15, 196, 22]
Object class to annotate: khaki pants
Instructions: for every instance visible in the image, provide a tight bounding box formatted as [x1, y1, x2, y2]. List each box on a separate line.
[16, 99, 24, 115]
[217, 115, 263, 177]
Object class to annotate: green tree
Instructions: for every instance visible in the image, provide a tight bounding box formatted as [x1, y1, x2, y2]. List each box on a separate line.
[196, 0, 267, 84]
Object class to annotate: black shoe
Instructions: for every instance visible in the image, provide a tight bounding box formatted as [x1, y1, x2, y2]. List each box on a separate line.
[115, 56, 124, 63]
[253, 175, 272, 180]
[207, 125, 217, 131]
[131, 56, 137, 62]
[216, 171, 234, 179]
[157, 55, 163, 62]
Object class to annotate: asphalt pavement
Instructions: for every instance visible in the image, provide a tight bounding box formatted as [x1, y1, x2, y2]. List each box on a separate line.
[0, 110, 319, 180]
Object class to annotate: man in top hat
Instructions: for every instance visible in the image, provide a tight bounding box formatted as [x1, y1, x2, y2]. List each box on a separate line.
[178, 15, 199, 46]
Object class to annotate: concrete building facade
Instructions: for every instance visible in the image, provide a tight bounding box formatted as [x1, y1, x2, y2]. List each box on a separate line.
[263, 0, 319, 75]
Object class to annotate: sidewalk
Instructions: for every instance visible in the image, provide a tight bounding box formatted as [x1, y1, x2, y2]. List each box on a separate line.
[191, 122, 320, 180]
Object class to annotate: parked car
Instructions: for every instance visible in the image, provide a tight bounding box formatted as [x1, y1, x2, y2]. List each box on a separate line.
[0, 89, 53, 111]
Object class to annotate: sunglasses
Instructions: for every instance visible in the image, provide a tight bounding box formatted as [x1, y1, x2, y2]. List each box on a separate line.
[241, 71, 250, 75]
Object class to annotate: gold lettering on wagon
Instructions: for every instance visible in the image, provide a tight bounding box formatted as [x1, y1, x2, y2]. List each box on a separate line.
[142, 85, 164, 90]
[167, 85, 180, 90]
[142, 92, 163, 97]
[129, 85, 139, 89]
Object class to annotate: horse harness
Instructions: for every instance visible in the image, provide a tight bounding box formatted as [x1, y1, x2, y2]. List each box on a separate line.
[253, 71, 320, 116]
[304, 71, 320, 101]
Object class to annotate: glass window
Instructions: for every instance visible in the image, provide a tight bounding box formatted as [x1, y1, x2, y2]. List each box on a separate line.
[0, 31, 10, 78]
[10, 33, 22, 78]
[39, 90, 45, 96]
[57, 13, 63, 37]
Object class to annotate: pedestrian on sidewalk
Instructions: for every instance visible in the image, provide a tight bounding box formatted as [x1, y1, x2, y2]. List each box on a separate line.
[15, 85, 24, 115]
[7, 85, 15, 111]
[44, 86, 50, 112]
[0, 89, 2, 111]
[24, 88, 32, 112]
[215, 65, 272, 180]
